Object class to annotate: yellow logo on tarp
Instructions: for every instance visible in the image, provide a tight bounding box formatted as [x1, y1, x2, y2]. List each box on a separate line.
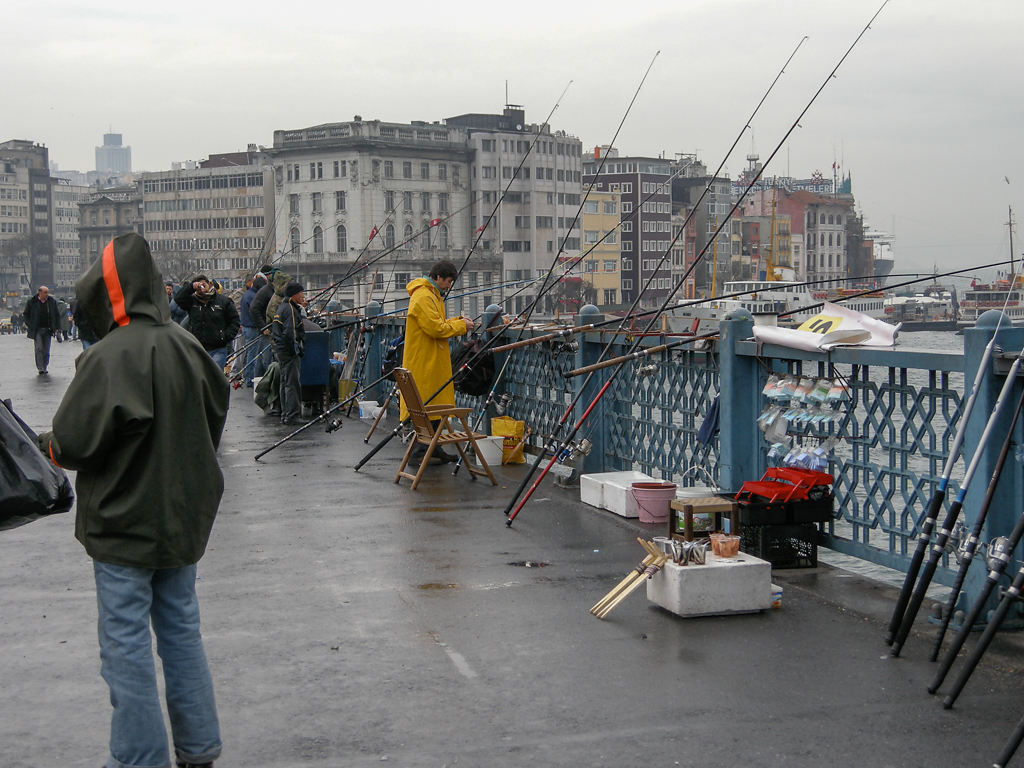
[797, 314, 842, 334]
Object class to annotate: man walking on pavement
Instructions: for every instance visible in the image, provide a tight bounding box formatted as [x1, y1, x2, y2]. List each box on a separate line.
[401, 260, 475, 462]
[173, 275, 240, 370]
[271, 281, 306, 425]
[22, 284, 62, 375]
[37, 233, 229, 768]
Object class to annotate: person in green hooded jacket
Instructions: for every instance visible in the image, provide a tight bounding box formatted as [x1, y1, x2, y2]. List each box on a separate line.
[38, 232, 229, 768]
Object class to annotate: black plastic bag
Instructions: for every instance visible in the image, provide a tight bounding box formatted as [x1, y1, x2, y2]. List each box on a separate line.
[452, 337, 495, 397]
[0, 398, 74, 531]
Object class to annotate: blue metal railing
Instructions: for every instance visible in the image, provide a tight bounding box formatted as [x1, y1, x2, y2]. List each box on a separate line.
[353, 309, 1024, 617]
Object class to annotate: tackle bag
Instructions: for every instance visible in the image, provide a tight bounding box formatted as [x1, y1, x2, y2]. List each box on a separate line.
[451, 337, 495, 397]
[382, 335, 404, 381]
[0, 398, 74, 531]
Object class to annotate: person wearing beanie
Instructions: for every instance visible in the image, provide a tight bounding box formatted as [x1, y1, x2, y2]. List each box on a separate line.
[271, 282, 306, 425]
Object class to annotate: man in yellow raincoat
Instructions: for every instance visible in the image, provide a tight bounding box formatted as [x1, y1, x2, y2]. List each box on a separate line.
[401, 260, 475, 461]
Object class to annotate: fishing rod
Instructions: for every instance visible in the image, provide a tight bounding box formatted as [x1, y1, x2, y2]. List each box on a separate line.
[350, 56, 660, 471]
[445, 80, 573, 303]
[885, 260, 1023, 644]
[458, 38, 806, 481]
[929, 484, 1024, 693]
[941, 553, 1024, 710]
[225, 199, 478, 368]
[927, 383, 1024, 662]
[505, 9, 889, 524]
[994, 711, 1024, 768]
[259, 82, 578, 461]
[559, 261, 1014, 378]
[890, 342, 1024, 656]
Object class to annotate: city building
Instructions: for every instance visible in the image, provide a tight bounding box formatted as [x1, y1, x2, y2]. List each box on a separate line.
[51, 179, 91, 294]
[0, 140, 54, 304]
[95, 132, 132, 177]
[671, 169, 734, 297]
[446, 106, 583, 316]
[77, 187, 142, 272]
[138, 150, 272, 291]
[583, 149, 673, 306]
[579, 190, 622, 309]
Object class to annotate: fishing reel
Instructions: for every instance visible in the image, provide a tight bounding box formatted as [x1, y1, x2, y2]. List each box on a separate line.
[324, 414, 344, 433]
[491, 392, 514, 416]
[548, 338, 579, 357]
[985, 536, 1016, 571]
[557, 438, 593, 465]
[637, 363, 659, 378]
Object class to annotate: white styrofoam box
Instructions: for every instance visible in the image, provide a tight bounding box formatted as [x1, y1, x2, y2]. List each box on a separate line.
[603, 473, 657, 517]
[646, 551, 772, 617]
[579, 471, 654, 511]
[475, 436, 504, 468]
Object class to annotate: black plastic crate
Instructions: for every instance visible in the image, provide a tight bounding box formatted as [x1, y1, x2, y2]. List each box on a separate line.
[730, 495, 834, 526]
[737, 523, 819, 569]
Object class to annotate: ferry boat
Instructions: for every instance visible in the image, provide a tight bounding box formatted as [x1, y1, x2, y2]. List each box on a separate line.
[667, 279, 888, 333]
[884, 290, 957, 331]
[957, 277, 1024, 328]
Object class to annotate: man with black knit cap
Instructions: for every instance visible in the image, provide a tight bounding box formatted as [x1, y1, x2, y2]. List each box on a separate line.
[272, 281, 306, 425]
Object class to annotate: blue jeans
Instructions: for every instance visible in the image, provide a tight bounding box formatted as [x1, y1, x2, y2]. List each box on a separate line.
[240, 326, 260, 385]
[207, 347, 227, 370]
[94, 561, 221, 768]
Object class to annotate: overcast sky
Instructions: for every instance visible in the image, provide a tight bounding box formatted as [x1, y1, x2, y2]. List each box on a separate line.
[4, 0, 1022, 280]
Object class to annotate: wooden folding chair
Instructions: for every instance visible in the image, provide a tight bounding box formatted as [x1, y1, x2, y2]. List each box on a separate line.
[392, 368, 499, 490]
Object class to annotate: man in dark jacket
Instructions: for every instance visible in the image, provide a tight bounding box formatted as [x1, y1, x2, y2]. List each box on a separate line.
[174, 275, 241, 370]
[70, 296, 100, 349]
[22, 284, 62, 374]
[38, 233, 228, 768]
[238, 270, 269, 386]
[272, 281, 306, 425]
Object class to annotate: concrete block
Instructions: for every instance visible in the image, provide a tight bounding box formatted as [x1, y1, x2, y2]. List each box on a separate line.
[646, 551, 772, 617]
[579, 471, 653, 511]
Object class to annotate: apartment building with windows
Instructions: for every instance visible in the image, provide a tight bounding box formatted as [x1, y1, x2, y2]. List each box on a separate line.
[446, 106, 583, 316]
[264, 116, 500, 314]
[579, 190, 622, 308]
[51, 179, 91, 294]
[0, 140, 55, 303]
[138, 150, 272, 291]
[582, 150, 673, 306]
[77, 187, 142, 276]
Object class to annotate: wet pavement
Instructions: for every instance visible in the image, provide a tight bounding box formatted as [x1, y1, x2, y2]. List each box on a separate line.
[2, 331, 1023, 768]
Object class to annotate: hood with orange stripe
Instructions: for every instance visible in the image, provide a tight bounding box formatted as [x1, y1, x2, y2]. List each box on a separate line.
[76, 233, 170, 338]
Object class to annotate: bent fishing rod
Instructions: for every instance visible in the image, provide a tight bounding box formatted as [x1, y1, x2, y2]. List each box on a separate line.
[885, 260, 1023, 644]
[226, 199, 477, 369]
[890, 339, 1024, 656]
[452, 38, 806, 479]
[504, 9, 888, 524]
[927, 382, 1024, 663]
[559, 260, 1015, 379]
[349, 56, 661, 470]
[259, 81, 577, 460]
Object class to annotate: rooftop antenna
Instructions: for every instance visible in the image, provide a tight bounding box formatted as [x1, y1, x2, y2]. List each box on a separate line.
[505, 80, 509, 106]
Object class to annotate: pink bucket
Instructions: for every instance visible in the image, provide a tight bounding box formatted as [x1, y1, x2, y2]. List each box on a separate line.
[631, 481, 677, 523]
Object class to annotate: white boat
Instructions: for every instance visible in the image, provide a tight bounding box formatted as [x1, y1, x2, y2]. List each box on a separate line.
[667, 279, 888, 334]
[957, 278, 1024, 328]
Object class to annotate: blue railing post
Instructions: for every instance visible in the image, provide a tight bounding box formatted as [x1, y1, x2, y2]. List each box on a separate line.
[718, 312, 764, 493]
[363, 300, 384, 401]
[575, 305, 610, 475]
[960, 310, 1024, 617]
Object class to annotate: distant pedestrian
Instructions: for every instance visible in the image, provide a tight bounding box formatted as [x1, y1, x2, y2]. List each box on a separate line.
[71, 296, 99, 349]
[37, 233, 229, 768]
[239, 271, 269, 387]
[173, 275, 241, 370]
[22, 285, 62, 375]
[271, 281, 306, 425]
